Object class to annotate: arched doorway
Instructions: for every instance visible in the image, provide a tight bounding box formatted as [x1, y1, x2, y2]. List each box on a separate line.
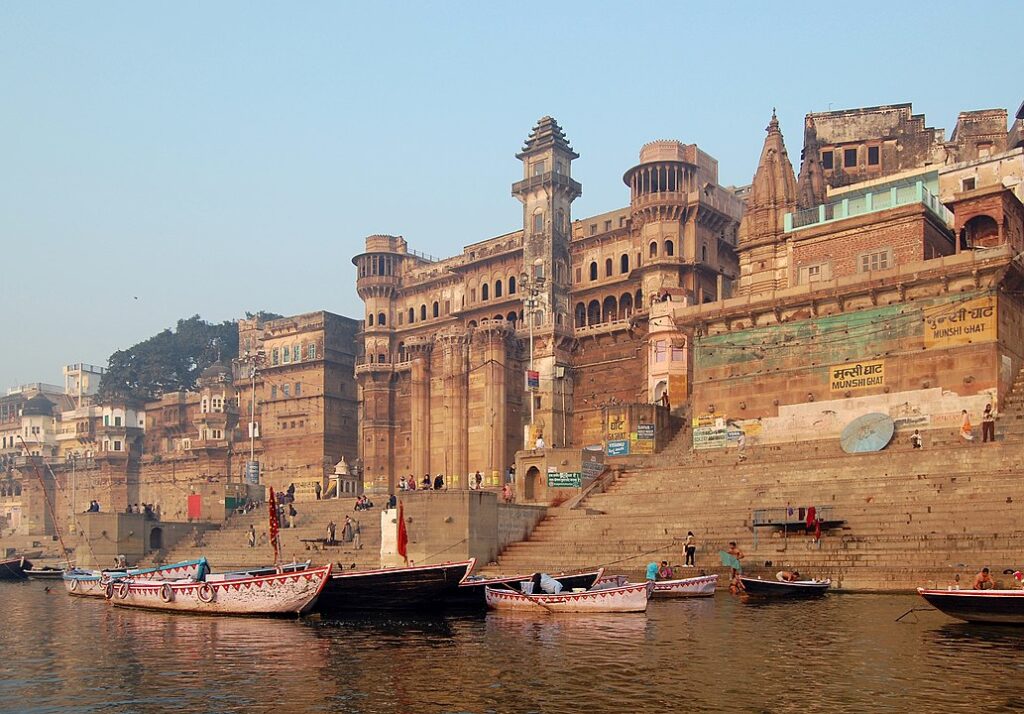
[602, 296, 618, 322]
[587, 300, 601, 325]
[964, 214, 1000, 248]
[653, 380, 668, 404]
[524, 466, 542, 501]
[574, 302, 586, 328]
[150, 527, 163, 551]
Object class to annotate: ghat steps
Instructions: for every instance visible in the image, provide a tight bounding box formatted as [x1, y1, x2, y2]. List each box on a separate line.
[490, 377, 1024, 591]
[138, 499, 382, 571]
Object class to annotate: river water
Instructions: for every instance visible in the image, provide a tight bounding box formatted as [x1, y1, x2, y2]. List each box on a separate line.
[1, 582, 1022, 713]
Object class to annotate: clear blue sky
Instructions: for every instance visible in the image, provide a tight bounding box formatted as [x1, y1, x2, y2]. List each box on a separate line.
[1, 1, 1019, 390]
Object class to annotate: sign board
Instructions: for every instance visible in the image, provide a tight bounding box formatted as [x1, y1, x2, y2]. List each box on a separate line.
[692, 413, 722, 428]
[606, 410, 628, 440]
[606, 439, 630, 457]
[526, 370, 540, 390]
[547, 472, 582, 488]
[636, 423, 656, 440]
[693, 426, 729, 450]
[245, 460, 261, 485]
[630, 436, 654, 455]
[923, 295, 997, 348]
[829, 360, 885, 393]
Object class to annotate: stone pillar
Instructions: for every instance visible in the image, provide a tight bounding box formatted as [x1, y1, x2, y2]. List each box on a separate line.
[476, 322, 512, 487]
[406, 337, 433, 482]
[438, 331, 470, 488]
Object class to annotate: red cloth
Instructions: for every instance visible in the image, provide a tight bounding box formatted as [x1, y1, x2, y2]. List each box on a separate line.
[397, 501, 409, 564]
[268, 488, 280, 565]
[806, 506, 816, 529]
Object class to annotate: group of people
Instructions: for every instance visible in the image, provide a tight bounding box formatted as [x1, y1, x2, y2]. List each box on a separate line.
[123, 503, 157, 518]
[325, 516, 358, 547]
[398, 474, 446, 491]
[353, 495, 374, 511]
[959, 404, 998, 443]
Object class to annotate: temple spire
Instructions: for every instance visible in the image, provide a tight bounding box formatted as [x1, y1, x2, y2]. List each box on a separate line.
[796, 114, 827, 209]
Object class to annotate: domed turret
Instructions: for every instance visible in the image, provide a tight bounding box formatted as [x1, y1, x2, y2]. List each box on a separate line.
[21, 393, 54, 417]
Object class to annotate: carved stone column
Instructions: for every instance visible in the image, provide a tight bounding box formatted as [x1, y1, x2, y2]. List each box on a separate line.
[405, 336, 433, 483]
[437, 330, 470, 487]
[475, 321, 513, 486]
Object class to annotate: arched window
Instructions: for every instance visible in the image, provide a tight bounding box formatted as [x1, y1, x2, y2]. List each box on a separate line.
[532, 211, 544, 234]
[495, 279, 503, 298]
[701, 244, 707, 262]
[587, 300, 601, 325]
[636, 289, 643, 308]
[650, 242, 658, 258]
[432, 301, 439, 318]
[378, 353, 387, 363]
[620, 292, 634, 319]
[602, 296, 617, 322]
[509, 276, 517, 294]
[507, 311, 518, 325]
[468, 320, 478, 328]
[377, 312, 386, 326]
[964, 214, 1000, 247]
[482, 283, 490, 300]
[574, 302, 586, 328]
[637, 252, 642, 268]
[589, 262, 598, 281]
[620, 254, 629, 273]
[368, 313, 375, 327]
[605, 258, 613, 277]
[408, 307, 415, 323]
[665, 240, 675, 257]
[420, 304, 427, 321]
[494, 314, 503, 321]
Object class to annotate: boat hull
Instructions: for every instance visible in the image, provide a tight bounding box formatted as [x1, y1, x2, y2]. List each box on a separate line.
[63, 558, 210, 598]
[26, 567, 66, 580]
[0, 557, 32, 581]
[918, 588, 1024, 625]
[450, 569, 604, 608]
[652, 574, 718, 598]
[316, 560, 475, 612]
[484, 581, 652, 613]
[107, 564, 332, 616]
[739, 577, 831, 597]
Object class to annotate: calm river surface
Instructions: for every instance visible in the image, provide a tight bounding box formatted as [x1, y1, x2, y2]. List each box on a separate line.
[2, 582, 1023, 713]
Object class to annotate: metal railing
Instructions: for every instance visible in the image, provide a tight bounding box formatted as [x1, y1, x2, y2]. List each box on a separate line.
[784, 181, 953, 232]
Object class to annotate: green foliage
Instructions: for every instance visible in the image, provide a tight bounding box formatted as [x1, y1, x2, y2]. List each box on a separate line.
[98, 316, 239, 400]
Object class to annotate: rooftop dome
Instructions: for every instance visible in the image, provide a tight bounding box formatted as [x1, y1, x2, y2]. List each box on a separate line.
[21, 393, 54, 417]
[199, 361, 231, 383]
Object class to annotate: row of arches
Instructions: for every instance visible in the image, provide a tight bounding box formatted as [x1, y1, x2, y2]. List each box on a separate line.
[574, 290, 642, 327]
[480, 275, 517, 302]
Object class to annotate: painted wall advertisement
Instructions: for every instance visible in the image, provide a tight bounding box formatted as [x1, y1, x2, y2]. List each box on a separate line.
[829, 360, 885, 393]
[923, 295, 997, 348]
[581, 447, 605, 479]
[606, 409, 628, 440]
[630, 422, 656, 455]
[547, 471, 582, 488]
[693, 426, 729, 450]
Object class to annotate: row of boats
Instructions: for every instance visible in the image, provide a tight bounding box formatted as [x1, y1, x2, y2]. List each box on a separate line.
[47, 556, 719, 616]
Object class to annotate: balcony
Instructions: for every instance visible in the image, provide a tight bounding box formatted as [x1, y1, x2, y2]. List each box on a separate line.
[512, 171, 582, 199]
[785, 180, 953, 233]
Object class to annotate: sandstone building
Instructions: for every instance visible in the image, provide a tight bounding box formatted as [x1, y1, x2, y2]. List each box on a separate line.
[355, 104, 1024, 499]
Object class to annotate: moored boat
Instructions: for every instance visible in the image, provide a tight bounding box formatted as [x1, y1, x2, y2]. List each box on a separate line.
[63, 558, 210, 598]
[449, 568, 605, 608]
[652, 574, 718, 598]
[105, 563, 332, 616]
[26, 565, 68, 580]
[316, 559, 475, 613]
[484, 580, 653, 613]
[739, 576, 831, 597]
[917, 587, 1024, 625]
[0, 557, 33, 581]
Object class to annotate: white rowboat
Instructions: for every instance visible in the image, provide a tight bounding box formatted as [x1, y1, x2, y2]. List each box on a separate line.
[484, 581, 652, 613]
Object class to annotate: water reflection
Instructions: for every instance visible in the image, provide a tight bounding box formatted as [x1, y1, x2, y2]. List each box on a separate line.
[2, 584, 1023, 713]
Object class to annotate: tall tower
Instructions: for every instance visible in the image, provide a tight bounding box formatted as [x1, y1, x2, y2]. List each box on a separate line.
[796, 115, 827, 210]
[737, 111, 798, 295]
[511, 117, 581, 446]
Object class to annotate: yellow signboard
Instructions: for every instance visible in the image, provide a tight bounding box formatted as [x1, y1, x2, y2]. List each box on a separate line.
[829, 360, 885, 392]
[924, 296, 997, 348]
[630, 435, 654, 455]
[606, 410, 628, 440]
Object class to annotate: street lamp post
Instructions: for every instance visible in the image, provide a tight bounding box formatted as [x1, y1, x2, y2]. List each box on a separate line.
[243, 350, 264, 484]
[522, 265, 546, 437]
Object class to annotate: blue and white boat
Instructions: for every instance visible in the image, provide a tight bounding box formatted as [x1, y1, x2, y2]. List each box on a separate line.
[63, 558, 210, 598]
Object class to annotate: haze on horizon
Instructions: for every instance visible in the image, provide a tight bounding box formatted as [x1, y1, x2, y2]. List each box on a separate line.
[1, 1, 1018, 389]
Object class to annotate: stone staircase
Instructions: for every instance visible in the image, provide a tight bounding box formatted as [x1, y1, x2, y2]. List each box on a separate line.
[139, 499, 383, 571]
[489, 371, 1024, 591]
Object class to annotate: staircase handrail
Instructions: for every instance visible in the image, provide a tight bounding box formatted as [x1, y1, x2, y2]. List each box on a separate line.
[561, 465, 618, 511]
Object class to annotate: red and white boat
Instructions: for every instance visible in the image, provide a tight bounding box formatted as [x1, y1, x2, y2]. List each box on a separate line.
[484, 580, 652, 613]
[105, 564, 332, 616]
[652, 574, 718, 598]
[63, 558, 210, 599]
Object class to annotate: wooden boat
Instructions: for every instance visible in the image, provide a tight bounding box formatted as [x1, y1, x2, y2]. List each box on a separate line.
[484, 580, 653, 613]
[652, 574, 718, 598]
[316, 559, 475, 612]
[739, 576, 831, 597]
[917, 587, 1024, 625]
[63, 558, 210, 598]
[449, 568, 605, 608]
[25, 565, 68, 580]
[0, 557, 32, 580]
[105, 563, 332, 616]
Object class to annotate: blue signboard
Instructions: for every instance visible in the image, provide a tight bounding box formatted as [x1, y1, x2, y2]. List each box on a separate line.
[606, 439, 630, 457]
[245, 460, 261, 485]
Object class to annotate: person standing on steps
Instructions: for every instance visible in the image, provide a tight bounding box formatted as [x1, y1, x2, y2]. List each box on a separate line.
[960, 409, 975, 442]
[736, 431, 747, 462]
[315, 482, 322, 500]
[684, 531, 697, 567]
[247, 525, 256, 548]
[982, 403, 996, 443]
[287, 503, 297, 529]
[326, 519, 337, 546]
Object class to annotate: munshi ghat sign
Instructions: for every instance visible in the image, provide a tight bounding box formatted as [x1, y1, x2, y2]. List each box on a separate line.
[923, 295, 997, 348]
[829, 360, 885, 392]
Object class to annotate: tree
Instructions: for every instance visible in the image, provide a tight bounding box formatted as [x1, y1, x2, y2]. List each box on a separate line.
[98, 316, 240, 400]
